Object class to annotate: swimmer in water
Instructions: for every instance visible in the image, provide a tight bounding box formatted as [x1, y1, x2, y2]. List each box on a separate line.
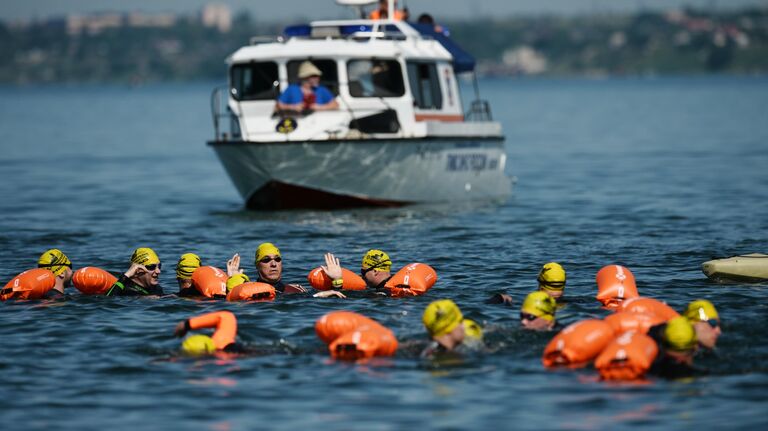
[227, 243, 308, 294]
[175, 253, 201, 297]
[648, 316, 699, 379]
[519, 291, 557, 331]
[421, 299, 484, 356]
[683, 299, 721, 351]
[37, 248, 74, 298]
[174, 310, 244, 355]
[105, 247, 163, 296]
[487, 262, 567, 306]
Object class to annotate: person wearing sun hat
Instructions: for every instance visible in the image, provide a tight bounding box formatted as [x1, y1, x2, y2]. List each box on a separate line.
[519, 291, 558, 331]
[421, 299, 484, 356]
[106, 247, 164, 296]
[276, 60, 339, 114]
[36, 248, 74, 298]
[649, 316, 699, 379]
[537, 262, 566, 300]
[684, 299, 722, 350]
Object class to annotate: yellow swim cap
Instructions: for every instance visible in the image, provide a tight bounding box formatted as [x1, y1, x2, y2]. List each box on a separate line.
[37, 249, 72, 276]
[255, 243, 281, 263]
[423, 299, 463, 337]
[181, 334, 216, 356]
[538, 262, 566, 291]
[663, 317, 698, 352]
[362, 249, 391, 273]
[131, 247, 160, 266]
[521, 291, 557, 321]
[175, 253, 201, 279]
[462, 319, 484, 341]
[684, 299, 719, 322]
[226, 273, 250, 292]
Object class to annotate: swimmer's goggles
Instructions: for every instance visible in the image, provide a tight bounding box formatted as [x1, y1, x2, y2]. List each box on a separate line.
[259, 256, 282, 264]
[144, 263, 162, 271]
[360, 260, 391, 276]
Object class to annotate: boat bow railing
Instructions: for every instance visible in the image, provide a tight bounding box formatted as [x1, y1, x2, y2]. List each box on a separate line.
[210, 86, 242, 141]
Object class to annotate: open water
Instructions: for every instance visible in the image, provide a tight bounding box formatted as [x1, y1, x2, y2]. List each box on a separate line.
[1, 77, 767, 430]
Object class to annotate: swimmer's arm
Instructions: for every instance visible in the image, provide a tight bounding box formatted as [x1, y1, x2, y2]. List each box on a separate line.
[321, 252, 343, 288]
[313, 290, 347, 299]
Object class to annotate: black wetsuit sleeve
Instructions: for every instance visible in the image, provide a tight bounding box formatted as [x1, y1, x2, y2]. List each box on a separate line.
[106, 275, 158, 296]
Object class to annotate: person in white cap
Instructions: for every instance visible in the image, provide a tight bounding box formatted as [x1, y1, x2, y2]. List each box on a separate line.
[276, 61, 339, 113]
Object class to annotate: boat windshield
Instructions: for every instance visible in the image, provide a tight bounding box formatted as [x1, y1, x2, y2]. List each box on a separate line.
[230, 61, 279, 101]
[347, 59, 404, 98]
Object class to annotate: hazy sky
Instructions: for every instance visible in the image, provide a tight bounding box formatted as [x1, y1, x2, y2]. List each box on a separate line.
[2, 0, 766, 21]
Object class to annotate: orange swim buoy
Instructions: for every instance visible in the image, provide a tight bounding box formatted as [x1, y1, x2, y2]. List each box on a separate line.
[604, 311, 667, 336]
[226, 282, 276, 302]
[307, 267, 366, 291]
[191, 266, 228, 298]
[596, 265, 639, 309]
[72, 267, 117, 295]
[315, 310, 382, 344]
[329, 327, 398, 360]
[188, 310, 237, 349]
[542, 319, 615, 368]
[619, 297, 679, 321]
[594, 331, 659, 381]
[315, 310, 397, 360]
[1, 268, 56, 301]
[383, 263, 437, 297]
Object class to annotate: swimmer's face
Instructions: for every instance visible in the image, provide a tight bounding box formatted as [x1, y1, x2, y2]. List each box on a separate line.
[693, 320, 721, 349]
[257, 254, 282, 283]
[136, 263, 161, 288]
[62, 267, 73, 287]
[520, 313, 555, 331]
[540, 287, 563, 300]
[178, 278, 193, 290]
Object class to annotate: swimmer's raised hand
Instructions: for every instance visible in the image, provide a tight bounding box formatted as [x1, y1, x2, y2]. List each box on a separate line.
[226, 253, 242, 277]
[321, 252, 343, 281]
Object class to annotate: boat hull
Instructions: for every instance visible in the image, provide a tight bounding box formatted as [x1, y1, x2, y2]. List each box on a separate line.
[209, 137, 511, 210]
[701, 253, 768, 282]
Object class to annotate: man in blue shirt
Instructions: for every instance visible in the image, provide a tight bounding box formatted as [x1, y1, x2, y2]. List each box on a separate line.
[276, 61, 338, 113]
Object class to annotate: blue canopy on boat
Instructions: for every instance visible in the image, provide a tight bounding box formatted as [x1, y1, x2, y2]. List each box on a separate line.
[410, 23, 476, 73]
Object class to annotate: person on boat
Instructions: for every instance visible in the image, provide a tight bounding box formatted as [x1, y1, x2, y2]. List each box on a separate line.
[421, 299, 484, 356]
[648, 316, 699, 379]
[174, 310, 244, 355]
[105, 247, 164, 296]
[416, 13, 446, 34]
[276, 61, 338, 114]
[683, 299, 721, 350]
[37, 248, 73, 298]
[519, 291, 557, 331]
[175, 252, 201, 297]
[368, 0, 407, 20]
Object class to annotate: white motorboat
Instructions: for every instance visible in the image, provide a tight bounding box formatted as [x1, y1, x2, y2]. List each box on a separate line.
[208, 0, 512, 209]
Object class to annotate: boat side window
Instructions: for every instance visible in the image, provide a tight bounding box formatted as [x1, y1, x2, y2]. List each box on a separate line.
[286, 59, 339, 96]
[347, 59, 405, 98]
[230, 62, 279, 101]
[406, 62, 443, 110]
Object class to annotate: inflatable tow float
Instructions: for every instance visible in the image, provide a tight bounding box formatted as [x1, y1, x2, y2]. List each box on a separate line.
[702, 253, 768, 282]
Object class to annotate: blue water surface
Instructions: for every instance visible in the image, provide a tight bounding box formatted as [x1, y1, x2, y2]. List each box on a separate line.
[1, 76, 767, 430]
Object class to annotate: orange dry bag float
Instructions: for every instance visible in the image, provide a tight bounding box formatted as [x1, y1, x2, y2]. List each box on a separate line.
[383, 263, 437, 297]
[619, 297, 679, 321]
[315, 311, 397, 360]
[191, 266, 228, 298]
[72, 267, 118, 295]
[594, 331, 658, 381]
[604, 311, 667, 336]
[596, 265, 639, 309]
[1, 268, 56, 301]
[542, 319, 614, 368]
[226, 282, 276, 302]
[307, 267, 367, 291]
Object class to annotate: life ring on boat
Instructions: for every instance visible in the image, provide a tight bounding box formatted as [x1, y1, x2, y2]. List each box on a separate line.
[315, 310, 382, 344]
[191, 266, 228, 298]
[619, 297, 679, 321]
[72, 267, 117, 295]
[276, 117, 297, 133]
[595, 265, 639, 309]
[226, 282, 276, 302]
[594, 331, 658, 381]
[383, 263, 437, 297]
[542, 319, 614, 368]
[604, 311, 667, 336]
[1, 268, 56, 301]
[329, 327, 398, 360]
[307, 267, 367, 291]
